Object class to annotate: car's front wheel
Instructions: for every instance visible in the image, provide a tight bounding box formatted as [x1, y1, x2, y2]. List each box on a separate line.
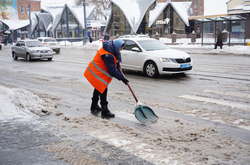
[12, 52, 18, 60]
[144, 61, 159, 78]
[48, 58, 52, 61]
[26, 54, 31, 61]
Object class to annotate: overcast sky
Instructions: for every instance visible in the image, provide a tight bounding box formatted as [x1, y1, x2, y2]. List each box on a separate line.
[204, 0, 228, 16]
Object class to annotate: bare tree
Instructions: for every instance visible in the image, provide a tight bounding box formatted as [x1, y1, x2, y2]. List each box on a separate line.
[74, 0, 111, 20]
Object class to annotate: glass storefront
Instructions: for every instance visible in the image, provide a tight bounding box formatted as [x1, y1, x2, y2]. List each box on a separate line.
[55, 8, 83, 38]
[198, 15, 246, 45]
[55, 6, 83, 38]
[150, 5, 186, 36]
[108, 4, 131, 36]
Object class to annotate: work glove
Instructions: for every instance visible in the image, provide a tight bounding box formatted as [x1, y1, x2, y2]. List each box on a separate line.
[122, 78, 129, 85]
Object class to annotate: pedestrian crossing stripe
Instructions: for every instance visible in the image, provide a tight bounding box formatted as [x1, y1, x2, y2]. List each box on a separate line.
[179, 95, 249, 111]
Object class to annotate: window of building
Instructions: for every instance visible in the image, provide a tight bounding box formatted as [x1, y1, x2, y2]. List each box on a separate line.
[55, 7, 83, 38]
[20, 6, 25, 15]
[109, 5, 131, 36]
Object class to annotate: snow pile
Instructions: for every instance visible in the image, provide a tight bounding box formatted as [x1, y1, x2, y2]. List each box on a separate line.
[209, 45, 250, 55]
[0, 85, 46, 121]
[58, 40, 102, 49]
[83, 40, 102, 49]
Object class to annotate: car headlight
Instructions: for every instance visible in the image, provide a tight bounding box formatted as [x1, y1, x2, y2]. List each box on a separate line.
[161, 58, 171, 62]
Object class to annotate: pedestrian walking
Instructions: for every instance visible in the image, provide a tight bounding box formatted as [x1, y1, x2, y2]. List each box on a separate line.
[214, 31, 223, 49]
[84, 39, 129, 119]
[87, 31, 93, 43]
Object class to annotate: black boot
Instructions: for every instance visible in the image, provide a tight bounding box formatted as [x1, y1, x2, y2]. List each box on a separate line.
[101, 104, 115, 119]
[90, 98, 102, 116]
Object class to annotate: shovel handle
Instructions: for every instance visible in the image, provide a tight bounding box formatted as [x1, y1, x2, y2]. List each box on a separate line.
[118, 67, 139, 103]
[127, 83, 138, 103]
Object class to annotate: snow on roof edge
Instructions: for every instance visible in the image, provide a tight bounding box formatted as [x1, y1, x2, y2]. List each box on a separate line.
[111, 0, 155, 33]
[148, 2, 169, 27]
[170, 2, 191, 26]
[149, 2, 191, 28]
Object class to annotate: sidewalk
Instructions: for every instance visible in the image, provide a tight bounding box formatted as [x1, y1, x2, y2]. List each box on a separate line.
[168, 44, 250, 56]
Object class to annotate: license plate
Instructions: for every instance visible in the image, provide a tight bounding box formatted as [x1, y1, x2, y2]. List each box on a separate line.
[180, 64, 191, 68]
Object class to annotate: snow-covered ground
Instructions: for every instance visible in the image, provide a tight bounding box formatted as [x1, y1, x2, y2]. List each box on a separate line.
[159, 38, 250, 55]
[0, 85, 47, 121]
[59, 40, 102, 49]
[61, 38, 250, 55]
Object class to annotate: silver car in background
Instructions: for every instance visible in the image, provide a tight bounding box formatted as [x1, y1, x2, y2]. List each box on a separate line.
[38, 37, 60, 54]
[11, 40, 54, 61]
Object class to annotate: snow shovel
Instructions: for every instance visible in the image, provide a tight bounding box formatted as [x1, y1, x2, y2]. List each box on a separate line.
[127, 83, 159, 124]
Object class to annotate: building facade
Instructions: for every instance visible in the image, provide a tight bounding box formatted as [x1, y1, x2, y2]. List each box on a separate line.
[17, 0, 41, 20]
[157, 0, 204, 16]
[106, 0, 194, 37]
[227, 0, 250, 38]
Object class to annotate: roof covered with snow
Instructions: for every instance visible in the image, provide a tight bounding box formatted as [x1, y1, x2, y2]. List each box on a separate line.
[68, 5, 95, 28]
[111, 0, 155, 33]
[171, 2, 191, 26]
[1, 19, 30, 30]
[148, 1, 191, 27]
[50, 4, 95, 32]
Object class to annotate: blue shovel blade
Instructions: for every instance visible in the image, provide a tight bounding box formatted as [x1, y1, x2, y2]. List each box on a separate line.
[134, 105, 158, 124]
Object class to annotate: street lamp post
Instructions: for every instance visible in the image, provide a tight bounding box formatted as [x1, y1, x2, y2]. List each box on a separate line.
[28, 3, 32, 39]
[82, 0, 87, 45]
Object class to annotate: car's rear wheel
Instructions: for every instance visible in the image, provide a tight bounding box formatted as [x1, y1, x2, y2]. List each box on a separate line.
[144, 61, 159, 78]
[12, 52, 18, 60]
[48, 58, 52, 61]
[26, 54, 31, 61]
[56, 49, 60, 54]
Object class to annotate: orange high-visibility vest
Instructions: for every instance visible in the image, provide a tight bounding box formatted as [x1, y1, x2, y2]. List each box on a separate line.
[84, 48, 118, 93]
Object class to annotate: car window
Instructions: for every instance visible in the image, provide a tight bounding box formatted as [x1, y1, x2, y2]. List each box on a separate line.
[44, 39, 56, 42]
[26, 41, 42, 47]
[16, 42, 20, 46]
[38, 39, 42, 42]
[123, 40, 141, 51]
[137, 40, 169, 51]
[19, 42, 25, 47]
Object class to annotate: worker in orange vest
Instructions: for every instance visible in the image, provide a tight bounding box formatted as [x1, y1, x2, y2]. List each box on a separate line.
[84, 39, 129, 119]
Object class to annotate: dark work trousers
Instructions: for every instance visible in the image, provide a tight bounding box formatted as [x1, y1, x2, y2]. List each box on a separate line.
[214, 42, 223, 49]
[92, 88, 108, 106]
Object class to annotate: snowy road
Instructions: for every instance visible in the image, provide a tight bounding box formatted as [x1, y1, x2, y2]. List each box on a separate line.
[0, 47, 250, 165]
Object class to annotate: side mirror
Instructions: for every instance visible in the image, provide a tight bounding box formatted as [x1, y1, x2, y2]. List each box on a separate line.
[131, 47, 141, 52]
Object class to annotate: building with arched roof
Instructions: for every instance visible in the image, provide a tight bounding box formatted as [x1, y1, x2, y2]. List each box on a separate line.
[105, 0, 193, 37]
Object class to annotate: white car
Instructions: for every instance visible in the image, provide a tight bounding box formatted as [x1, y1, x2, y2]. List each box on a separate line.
[120, 37, 192, 77]
[37, 37, 60, 54]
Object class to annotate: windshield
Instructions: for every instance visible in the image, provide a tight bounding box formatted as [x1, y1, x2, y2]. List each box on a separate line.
[138, 40, 169, 51]
[26, 41, 42, 47]
[44, 39, 57, 42]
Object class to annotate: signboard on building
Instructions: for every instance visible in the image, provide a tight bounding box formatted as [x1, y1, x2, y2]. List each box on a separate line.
[0, 0, 18, 20]
[156, 18, 170, 25]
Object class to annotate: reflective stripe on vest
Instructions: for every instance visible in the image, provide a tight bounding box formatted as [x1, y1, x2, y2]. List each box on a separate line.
[86, 67, 108, 86]
[90, 61, 112, 79]
[84, 48, 117, 93]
